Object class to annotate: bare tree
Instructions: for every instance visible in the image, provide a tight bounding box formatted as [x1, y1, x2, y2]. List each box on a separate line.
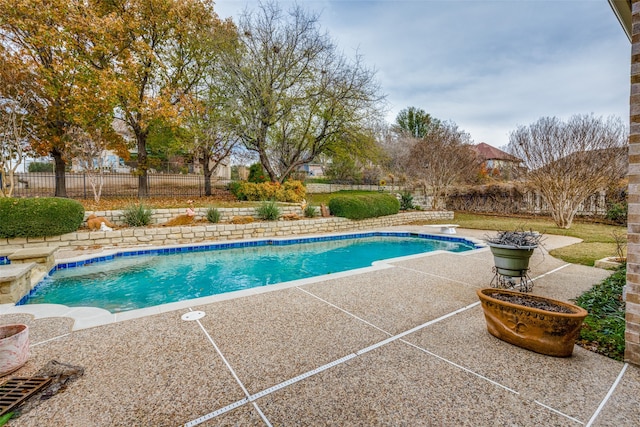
[404, 121, 479, 209]
[183, 81, 240, 196]
[0, 95, 31, 197]
[0, 53, 38, 198]
[67, 127, 109, 203]
[219, 2, 383, 182]
[508, 114, 627, 229]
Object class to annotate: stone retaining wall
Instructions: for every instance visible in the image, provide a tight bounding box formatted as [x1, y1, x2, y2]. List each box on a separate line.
[84, 206, 305, 225]
[0, 211, 453, 251]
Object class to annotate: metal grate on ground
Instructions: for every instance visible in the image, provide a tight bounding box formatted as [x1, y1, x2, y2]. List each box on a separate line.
[0, 377, 52, 416]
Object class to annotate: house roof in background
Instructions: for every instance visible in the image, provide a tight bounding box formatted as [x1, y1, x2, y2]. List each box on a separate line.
[472, 143, 521, 162]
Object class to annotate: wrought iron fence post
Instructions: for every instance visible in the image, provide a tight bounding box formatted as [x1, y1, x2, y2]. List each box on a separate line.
[83, 173, 87, 199]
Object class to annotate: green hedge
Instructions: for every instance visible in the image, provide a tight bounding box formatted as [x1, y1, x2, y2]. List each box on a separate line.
[0, 198, 85, 238]
[328, 193, 400, 220]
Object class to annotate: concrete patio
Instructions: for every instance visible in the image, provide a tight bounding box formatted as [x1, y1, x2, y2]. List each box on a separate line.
[0, 226, 638, 426]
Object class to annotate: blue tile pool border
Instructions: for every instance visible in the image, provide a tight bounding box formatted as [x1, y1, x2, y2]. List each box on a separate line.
[16, 232, 482, 306]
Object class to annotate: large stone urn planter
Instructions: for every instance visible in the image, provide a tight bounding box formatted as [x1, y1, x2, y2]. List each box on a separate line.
[477, 288, 588, 357]
[0, 324, 30, 376]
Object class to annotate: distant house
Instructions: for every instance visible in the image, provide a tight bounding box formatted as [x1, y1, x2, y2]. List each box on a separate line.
[298, 163, 325, 177]
[71, 149, 131, 173]
[472, 142, 522, 180]
[190, 160, 231, 180]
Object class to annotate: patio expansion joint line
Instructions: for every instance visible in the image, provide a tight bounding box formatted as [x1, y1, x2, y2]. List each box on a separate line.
[392, 265, 477, 287]
[295, 287, 394, 336]
[400, 340, 584, 424]
[400, 339, 519, 395]
[189, 309, 273, 427]
[30, 333, 71, 347]
[584, 363, 629, 427]
[183, 300, 480, 426]
[357, 301, 481, 355]
[184, 264, 579, 426]
[533, 399, 584, 425]
[529, 263, 572, 281]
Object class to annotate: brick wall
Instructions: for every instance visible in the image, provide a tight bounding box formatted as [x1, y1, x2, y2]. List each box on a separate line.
[0, 211, 454, 251]
[626, 0, 640, 365]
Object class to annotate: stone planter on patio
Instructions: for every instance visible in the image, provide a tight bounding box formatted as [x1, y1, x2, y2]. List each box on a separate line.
[477, 288, 588, 357]
[0, 324, 30, 376]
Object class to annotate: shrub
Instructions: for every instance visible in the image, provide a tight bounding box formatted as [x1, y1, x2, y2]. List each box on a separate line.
[574, 266, 626, 361]
[256, 200, 281, 221]
[303, 204, 317, 218]
[399, 191, 414, 210]
[328, 193, 400, 220]
[605, 202, 627, 226]
[206, 207, 221, 223]
[28, 162, 54, 172]
[248, 163, 269, 183]
[122, 203, 153, 227]
[228, 181, 243, 198]
[0, 197, 84, 238]
[229, 180, 306, 203]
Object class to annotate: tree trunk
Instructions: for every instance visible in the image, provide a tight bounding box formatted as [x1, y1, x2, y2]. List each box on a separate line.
[259, 151, 278, 182]
[203, 148, 212, 196]
[137, 136, 149, 198]
[52, 147, 67, 198]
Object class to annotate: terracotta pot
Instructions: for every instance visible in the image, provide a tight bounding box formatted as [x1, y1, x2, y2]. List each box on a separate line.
[487, 243, 536, 277]
[477, 288, 588, 357]
[0, 324, 30, 376]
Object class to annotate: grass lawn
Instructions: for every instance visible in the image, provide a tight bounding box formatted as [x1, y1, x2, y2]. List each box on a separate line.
[419, 212, 626, 266]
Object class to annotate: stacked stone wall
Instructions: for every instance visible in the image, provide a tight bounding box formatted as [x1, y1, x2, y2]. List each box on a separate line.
[84, 206, 305, 225]
[0, 211, 453, 251]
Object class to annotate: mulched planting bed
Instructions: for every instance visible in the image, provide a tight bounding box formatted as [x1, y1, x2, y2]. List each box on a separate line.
[490, 293, 575, 313]
[79, 190, 237, 211]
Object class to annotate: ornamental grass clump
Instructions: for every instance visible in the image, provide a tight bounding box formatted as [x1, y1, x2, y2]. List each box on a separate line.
[256, 200, 281, 221]
[485, 229, 543, 248]
[122, 203, 153, 227]
[303, 204, 317, 218]
[206, 207, 221, 223]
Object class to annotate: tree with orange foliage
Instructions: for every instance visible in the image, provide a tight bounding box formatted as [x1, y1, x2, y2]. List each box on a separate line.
[0, 0, 125, 197]
[106, 0, 237, 196]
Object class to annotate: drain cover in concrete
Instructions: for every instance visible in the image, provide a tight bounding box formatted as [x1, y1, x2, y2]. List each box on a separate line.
[181, 311, 206, 321]
[0, 377, 51, 416]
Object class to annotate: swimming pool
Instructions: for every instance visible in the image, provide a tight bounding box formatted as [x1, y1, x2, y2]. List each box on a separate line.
[20, 232, 478, 313]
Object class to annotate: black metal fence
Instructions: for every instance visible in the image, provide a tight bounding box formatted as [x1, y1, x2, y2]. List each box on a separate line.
[8, 172, 232, 199]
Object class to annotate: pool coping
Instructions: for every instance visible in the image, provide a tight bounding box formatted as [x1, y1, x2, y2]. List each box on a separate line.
[0, 230, 487, 330]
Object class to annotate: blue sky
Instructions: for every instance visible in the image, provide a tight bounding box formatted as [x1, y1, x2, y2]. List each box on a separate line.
[215, 0, 630, 148]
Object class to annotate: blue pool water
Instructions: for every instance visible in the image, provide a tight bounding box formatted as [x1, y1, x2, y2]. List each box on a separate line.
[21, 233, 476, 313]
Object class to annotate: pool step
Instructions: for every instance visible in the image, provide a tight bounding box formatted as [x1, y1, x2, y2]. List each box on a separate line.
[0, 263, 36, 304]
[0, 247, 59, 304]
[8, 247, 57, 288]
